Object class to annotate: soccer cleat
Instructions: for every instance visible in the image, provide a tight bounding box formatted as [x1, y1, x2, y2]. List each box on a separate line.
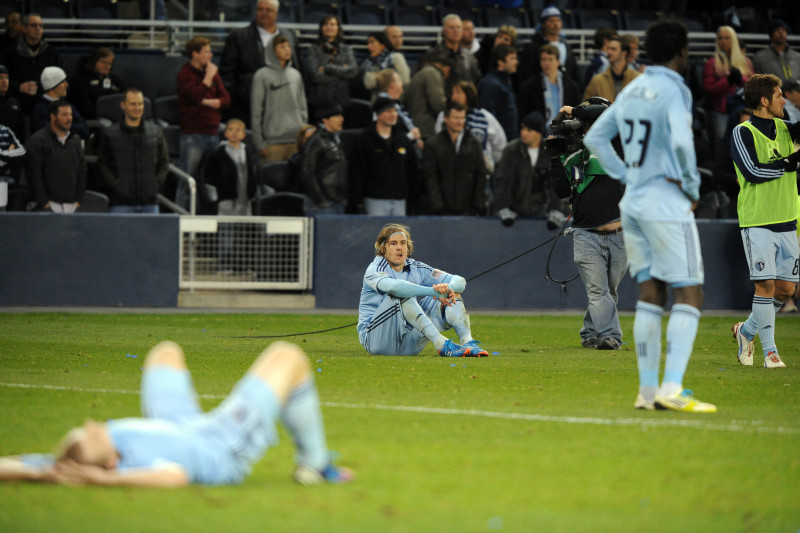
[438, 339, 473, 357]
[597, 337, 621, 350]
[654, 389, 717, 413]
[293, 464, 355, 486]
[581, 336, 599, 349]
[463, 340, 489, 357]
[764, 351, 786, 368]
[732, 322, 754, 366]
[634, 394, 654, 411]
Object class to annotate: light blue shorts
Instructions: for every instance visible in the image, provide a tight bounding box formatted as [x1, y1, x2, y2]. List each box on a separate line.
[621, 215, 704, 287]
[741, 227, 800, 282]
[361, 295, 450, 355]
[141, 367, 280, 480]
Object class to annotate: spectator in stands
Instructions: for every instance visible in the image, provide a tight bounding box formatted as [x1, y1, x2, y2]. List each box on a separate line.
[405, 52, 452, 139]
[350, 97, 418, 216]
[305, 15, 358, 113]
[519, 6, 578, 87]
[476, 25, 517, 76]
[0, 121, 25, 212]
[219, 0, 297, 125]
[1, 13, 62, 113]
[421, 101, 487, 215]
[95, 88, 169, 214]
[493, 111, 561, 226]
[0, 65, 23, 139]
[582, 27, 618, 89]
[703, 26, 753, 168]
[360, 32, 410, 102]
[0, 12, 21, 51]
[478, 44, 519, 141]
[621, 34, 646, 73]
[176, 36, 231, 206]
[26, 99, 86, 213]
[285, 124, 315, 195]
[203, 119, 256, 217]
[583, 36, 640, 102]
[384, 26, 403, 52]
[435, 81, 506, 173]
[461, 19, 480, 55]
[301, 105, 348, 215]
[753, 19, 800, 83]
[782, 78, 800, 121]
[30, 67, 89, 140]
[518, 44, 581, 129]
[251, 35, 307, 163]
[70, 47, 126, 121]
[421, 14, 481, 91]
[376, 69, 422, 152]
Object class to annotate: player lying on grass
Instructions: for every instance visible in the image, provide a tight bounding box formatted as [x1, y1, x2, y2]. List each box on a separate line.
[0, 341, 354, 487]
[358, 223, 490, 357]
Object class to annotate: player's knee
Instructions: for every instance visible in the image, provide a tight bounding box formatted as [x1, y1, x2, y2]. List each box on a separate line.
[255, 341, 310, 375]
[144, 341, 186, 370]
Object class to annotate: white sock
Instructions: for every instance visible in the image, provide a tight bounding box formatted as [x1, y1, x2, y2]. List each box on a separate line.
[281, 378, 329, 471]
[444, 298, 472, 344]
[633, 301, 663, 400]
[401, 298, 446, 350]
[752, 295, 777, 357]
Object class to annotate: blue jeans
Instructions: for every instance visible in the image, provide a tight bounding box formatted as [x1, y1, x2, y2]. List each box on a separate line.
[572, 229, 628, 342]
[177, 133, 219, 210]
[110, 204, 159, 214]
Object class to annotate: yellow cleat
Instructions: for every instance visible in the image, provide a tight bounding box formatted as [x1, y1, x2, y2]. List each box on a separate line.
[654, 389, 717, 413]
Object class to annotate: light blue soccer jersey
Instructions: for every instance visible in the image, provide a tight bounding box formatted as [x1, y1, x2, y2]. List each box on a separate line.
[357, 255, 456, 338]
[584, 65, 701, 220]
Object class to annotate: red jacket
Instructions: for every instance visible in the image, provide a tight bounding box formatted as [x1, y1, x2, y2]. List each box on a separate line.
[176, 63, 231, 135]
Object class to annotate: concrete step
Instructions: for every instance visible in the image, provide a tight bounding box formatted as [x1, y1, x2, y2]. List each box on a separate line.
[178, 291, 315, 309]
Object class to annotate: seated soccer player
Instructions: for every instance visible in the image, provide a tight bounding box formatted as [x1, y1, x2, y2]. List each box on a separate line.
[357, 223, 489, 357]
[0, 341, 354, 486]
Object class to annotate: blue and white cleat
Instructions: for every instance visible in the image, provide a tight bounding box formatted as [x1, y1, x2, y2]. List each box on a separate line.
[293, 463, 355, 485]
[463, 340, 489, 357]
[438, 339, 473, 357]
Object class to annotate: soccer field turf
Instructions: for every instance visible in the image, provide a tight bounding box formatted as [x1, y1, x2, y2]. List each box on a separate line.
[0, 311, 798, 532]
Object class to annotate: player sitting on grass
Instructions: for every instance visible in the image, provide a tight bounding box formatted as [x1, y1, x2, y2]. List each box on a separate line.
[0, 341, 354, 486]
[358, 223, 489, 357]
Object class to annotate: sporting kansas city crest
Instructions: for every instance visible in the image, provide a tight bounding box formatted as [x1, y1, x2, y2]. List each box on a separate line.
[755, 261, 765, 272]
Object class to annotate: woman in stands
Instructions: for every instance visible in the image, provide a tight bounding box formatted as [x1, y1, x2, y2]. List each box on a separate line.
[304, 15, 358, 114]
[360, 31, 409, 102]
[70, 47, 126, 120]
[703, 26, 753, 165]
[433, 80, 507, 173]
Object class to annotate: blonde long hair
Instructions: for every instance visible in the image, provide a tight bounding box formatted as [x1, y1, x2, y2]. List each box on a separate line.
[714, 26, 752, 78]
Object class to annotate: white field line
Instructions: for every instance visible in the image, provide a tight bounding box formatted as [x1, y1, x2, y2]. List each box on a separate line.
[2, 382, 798, 436]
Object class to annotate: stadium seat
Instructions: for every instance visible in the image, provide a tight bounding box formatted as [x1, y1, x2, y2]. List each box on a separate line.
[0, 1, 22, 19]
[216, 0, 255, 22]
[276, 0, 296, 23]
[622, 10, 663, 31]
[344, 4, 389, 26]
[252, 192, 306, 216]
[682, 11, 712, 33]
[337, 127, 363, 160]
[300, 3, 341, 24]
[78, 190, 109, 213]
[257, 161, 290, 194]
[95, 93, 153, 124]
[28, 0, 73, 19]
[393, 5, 438, 27]
[162, 124, 180, 161]
[483, 7, 529, 29]
[342, 98, 372, 129]
[154, 95, 180, 127]
[575, 9, 621, 30]
[75, 0, 118, 19]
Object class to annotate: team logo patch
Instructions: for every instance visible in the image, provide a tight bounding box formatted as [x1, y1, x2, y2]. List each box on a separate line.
[398, 147, 406, 154]
[431, 269, 445, 280]
[755, 261, 765, 272]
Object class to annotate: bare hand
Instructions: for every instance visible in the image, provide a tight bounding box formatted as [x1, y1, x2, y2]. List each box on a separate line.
[201, 98, 221, 109]
[432, 283, 455, 306]
[54, 459, 108, 485]
[204, 62, 218, 79]
[410, 127, 421, 140]
[559, 105, 573, 115]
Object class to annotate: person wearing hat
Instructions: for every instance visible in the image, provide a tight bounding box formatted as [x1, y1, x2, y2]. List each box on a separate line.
[349, 97, 418, 216]
[493, 111, 565, 226]
[301, 105, 348, 215]
[753, 19, 800, 83]
[547, 100, 626, 350]
[360, 31, 410, 102]
[518, 6, 579, 88]
[251, 34, 308, 163]
[0, 13, 62, 113]
[30, 66, 89, 139]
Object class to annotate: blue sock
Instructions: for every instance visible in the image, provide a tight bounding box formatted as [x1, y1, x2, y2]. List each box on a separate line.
[741, 295, 774, 340]
[444, 298, 472, 344]
[662, 303, 701, 388]
[401, 298, 445, 349]
[751, 295, 777, 357]
[281, 378, 329, 472]
[633, 301, 663, 399]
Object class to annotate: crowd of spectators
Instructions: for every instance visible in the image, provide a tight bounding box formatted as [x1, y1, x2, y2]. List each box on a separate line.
[0, 1, 798, 223]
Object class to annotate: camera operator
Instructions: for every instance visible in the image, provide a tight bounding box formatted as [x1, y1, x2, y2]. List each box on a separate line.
[547, 98, 627, 350]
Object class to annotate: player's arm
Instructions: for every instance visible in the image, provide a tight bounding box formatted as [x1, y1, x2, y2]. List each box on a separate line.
[730, 125, 788, 184]
[0, 456, 58, 483]
[374, 277, 446, 299]
[583, 105, 626, 180]
[54, 459, 190, 487]
[667, 99, 701, 201]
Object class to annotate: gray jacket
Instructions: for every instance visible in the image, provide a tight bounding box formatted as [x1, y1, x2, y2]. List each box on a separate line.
[251, 45, 308, 148]
[404, 64, 447, 139]
[753, 45, 800, 83]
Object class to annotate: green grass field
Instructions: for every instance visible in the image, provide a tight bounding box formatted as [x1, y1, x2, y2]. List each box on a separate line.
[0, 311, 798, 532]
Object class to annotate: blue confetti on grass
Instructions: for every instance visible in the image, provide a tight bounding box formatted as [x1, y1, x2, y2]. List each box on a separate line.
[450, 364, 456, 367]
[492, 352, 500, 355]
[317, 368, 322, 372]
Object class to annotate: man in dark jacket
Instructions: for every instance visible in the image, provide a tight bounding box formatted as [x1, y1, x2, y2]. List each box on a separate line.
[96, 88, 169, 213]
[25, 99, 86, 213]
[517, 6, 578, 87]
[478, 44, 519, 141]
[350, 97, 418, 216]
[219, 0, 297, 125]
[301, 105, 348, 214]
[421, 102, 487, 215]
[0, 13, 62, 113]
